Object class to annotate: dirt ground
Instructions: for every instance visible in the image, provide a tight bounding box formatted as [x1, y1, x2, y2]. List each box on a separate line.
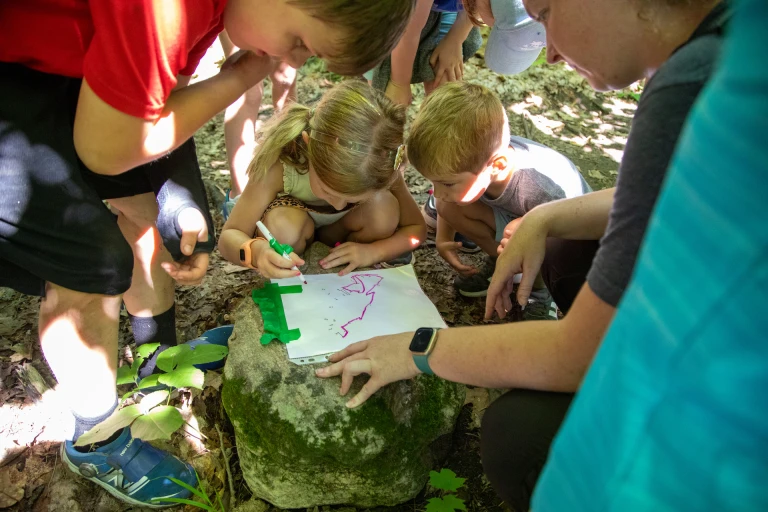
[0, 40, 632, 512]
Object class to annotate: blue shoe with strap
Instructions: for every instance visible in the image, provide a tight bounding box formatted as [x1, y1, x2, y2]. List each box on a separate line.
[61, 428, 197, 508]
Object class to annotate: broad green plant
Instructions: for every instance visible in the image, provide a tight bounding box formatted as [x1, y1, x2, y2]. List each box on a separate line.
[74, 342, 228, 446]
[425, 468, 467, 512]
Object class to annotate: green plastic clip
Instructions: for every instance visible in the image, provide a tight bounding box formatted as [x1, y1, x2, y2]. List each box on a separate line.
[251, 283, 302, 345]
[268, 238, 293, 257]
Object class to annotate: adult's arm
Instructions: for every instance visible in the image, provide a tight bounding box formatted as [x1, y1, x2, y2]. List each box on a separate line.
[317, 282, 615, 407]
[486, 188, 615, 316]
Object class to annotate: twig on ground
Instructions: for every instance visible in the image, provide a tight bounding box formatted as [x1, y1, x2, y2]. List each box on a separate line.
[216, 424, 236, 509]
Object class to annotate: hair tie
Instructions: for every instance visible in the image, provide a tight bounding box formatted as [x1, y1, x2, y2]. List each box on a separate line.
[393, 144, 406, 171]
[306, 108, 315, 124]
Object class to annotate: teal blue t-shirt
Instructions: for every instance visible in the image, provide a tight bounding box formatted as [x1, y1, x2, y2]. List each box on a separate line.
[532, 0, 768, 510]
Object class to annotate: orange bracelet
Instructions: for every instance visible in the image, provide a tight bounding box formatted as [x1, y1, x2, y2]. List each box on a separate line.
[239, 237, 267, 269]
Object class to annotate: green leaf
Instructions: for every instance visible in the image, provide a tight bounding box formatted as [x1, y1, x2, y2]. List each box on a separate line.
[116, 364, 137, 385]
[425, 495, 466, 512]
[130, 405, 183, 441]
[156, 344, 228, 373]
[180, 344, 228, 366]
[138, 390, 170, 413]
[74, 404, 142, 447]
[429, 469, 466, 492]
[158, 366, 205, 390]
[137, 374, 160, 390]
[137, 342, 161, 359]
[156, 345, 190, 372]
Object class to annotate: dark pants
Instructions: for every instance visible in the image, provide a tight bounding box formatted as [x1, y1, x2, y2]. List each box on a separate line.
[481, 237, 599, 511]
[0, 62, 212, 297]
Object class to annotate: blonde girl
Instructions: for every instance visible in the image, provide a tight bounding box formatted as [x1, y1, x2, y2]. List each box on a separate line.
[219, 80, 426, 278]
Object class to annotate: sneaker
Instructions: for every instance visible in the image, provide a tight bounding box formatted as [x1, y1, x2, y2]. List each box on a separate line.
[454, 257, 495, 297]
[62, 428, 197, 508]
[221, 189, 238, 221]
[422, 193, 481, 253]
[379, 251, 415, 269]
[521, 288, 558, 321]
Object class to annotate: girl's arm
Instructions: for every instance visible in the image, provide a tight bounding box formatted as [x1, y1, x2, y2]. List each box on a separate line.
[386, 0, 434, 105]
[218, 161, 286, 268]
[367, 173, 428, 262]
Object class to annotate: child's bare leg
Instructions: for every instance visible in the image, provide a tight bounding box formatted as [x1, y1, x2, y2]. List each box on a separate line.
[220, 31, 263, 196]
[262, 207, 315, 254]
[40, 283, 121, 420]
[270, 62, 298, 111]
[423, 79, 437, 96]
[436, 199, 498, 256]
[224, 83, 264, 196]
[109, 193, 174, 317]
[318, 191, 399, 245]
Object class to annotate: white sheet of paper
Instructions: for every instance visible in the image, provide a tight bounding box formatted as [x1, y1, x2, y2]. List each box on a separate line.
[270, 265, 446, 364]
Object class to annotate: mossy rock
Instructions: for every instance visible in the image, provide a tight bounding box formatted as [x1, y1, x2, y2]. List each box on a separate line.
[222, 243, 465, 508]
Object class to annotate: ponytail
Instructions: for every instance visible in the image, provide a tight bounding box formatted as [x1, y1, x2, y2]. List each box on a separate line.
[247, 103, 312, 181]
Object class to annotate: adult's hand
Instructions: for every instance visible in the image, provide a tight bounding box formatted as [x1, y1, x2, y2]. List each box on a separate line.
[485, 214, 548, 319]
[315, 331, 420, 408]
[160, 207, 210, 285]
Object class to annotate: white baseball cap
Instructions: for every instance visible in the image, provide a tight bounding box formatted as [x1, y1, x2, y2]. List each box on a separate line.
[484, 0, 547, 74]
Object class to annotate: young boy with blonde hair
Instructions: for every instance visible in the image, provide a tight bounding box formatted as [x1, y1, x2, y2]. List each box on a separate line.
[408, 81, 590, 318]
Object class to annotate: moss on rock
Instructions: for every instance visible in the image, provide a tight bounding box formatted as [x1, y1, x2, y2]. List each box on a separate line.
[221, 244, 465, 508]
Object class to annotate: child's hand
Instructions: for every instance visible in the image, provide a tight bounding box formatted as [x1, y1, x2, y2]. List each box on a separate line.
[437, 240, 477, 276]
[220, 49, 274, 90]
[319, 242, 378, 276]
[429, 37, 464, 88]
[252, 240, 305, 280]
[385, 80, 412, 106]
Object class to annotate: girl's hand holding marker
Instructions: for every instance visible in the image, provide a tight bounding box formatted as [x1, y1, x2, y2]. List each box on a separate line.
[255, 220, 307, 283]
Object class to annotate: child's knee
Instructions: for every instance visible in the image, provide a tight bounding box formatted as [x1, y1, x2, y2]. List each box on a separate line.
[435, 197, 462, 222]
[360, 191, 399, 240]
[262, 207, 313, 253]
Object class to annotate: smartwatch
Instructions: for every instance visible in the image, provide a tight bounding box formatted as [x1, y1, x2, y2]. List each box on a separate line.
[239, 238, 266, 269]
[409, 327, 439, 375]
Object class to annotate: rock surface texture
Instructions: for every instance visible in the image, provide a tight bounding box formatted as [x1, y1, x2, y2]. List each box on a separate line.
[222, 243, 465, 508]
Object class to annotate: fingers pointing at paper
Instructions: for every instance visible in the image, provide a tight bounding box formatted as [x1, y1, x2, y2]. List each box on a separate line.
[315, 331, 420, 408]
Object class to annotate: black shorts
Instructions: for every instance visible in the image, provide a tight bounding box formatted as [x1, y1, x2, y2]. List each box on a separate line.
[0, 62, 201, 297]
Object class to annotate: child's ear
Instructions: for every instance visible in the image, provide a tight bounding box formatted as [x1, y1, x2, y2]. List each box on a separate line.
[489, 146, 514, 174]
[301, 131, 310, 144]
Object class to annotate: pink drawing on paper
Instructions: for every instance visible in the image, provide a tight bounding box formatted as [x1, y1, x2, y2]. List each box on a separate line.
[338, 274, 384, 338]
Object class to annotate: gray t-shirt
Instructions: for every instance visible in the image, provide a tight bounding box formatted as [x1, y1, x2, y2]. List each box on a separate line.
[479, 135, 591, 218]
[587, 3, 730, 307]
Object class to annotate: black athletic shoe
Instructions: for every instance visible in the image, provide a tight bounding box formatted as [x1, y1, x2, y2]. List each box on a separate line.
[380, 251, 414, 269]
[422, 194, 481, 253]
[454, 257, 495, 297]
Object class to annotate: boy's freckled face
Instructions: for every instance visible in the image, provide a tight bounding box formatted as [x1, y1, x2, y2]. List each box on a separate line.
[431, 170, 492, 205]
[224, 0, 338, 68]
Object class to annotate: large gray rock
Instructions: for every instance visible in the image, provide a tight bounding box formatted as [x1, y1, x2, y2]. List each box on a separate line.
[222, 243, 465, 509]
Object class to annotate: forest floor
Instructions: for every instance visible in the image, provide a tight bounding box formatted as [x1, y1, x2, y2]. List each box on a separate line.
[0, 36, 633, 512]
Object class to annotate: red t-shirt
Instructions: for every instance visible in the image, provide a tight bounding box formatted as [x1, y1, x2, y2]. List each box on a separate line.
[0, 0, 226, 119]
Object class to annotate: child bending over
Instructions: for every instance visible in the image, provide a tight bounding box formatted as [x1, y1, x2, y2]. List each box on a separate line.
[407, 82, 591, 319]
[220, 80, 426, 278]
